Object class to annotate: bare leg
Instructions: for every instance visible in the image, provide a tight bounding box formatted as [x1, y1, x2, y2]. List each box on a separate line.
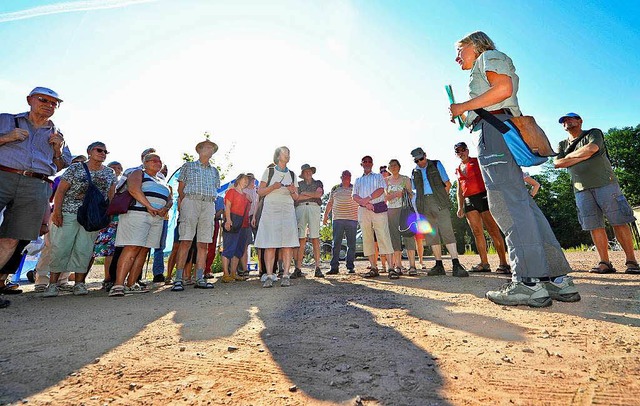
[0, 238, 19, 270]
[481, 210, 508, 265]
[264, 248, 276, 276]
[445, 243, 458, 259]
[311, 238, 321, 268]
[296, 237, 306, 268]
[281, 248, 292, 276]
[431, 244, 442, 261]
[127, 248, 149, 286]
[590, 228, 610, 266]
[613, 224, 637, 263]
[115, 246, 143, 286]
[465, 210, 489, 264]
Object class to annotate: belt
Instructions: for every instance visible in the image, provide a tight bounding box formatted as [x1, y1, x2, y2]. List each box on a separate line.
[0, 164, 53, 183]
[471, 108, 511, 128]
[299, 202, 318, 206]
[185, 194, 216, 202]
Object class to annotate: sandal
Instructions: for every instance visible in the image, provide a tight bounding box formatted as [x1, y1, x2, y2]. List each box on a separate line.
[470, 263, 491, 272]
[590, 261, 616, 274]
[171, 281, 185, 291]
[194, 279, 215, 289]
[108, 285, 125, 297]
[495, 264, 511, 274]
[408, 267, 418, 276]
[220, 275, 235, 283]
[0, 286, 22, 294]
[363, 268, 379, 278]
[388, 268, 401, 279]
[624, 260, 640, 274]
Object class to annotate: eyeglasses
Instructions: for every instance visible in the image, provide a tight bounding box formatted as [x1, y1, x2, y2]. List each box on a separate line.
[413, 157, 425, 163]
[37, 96, 60, 107]
[94, 148, 109, 154]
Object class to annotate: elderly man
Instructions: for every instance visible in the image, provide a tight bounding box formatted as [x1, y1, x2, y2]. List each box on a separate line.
[293, 163, 324, 278]
[410, 147, 468, 277]
[352, 156, 395, 278]
[172, 139, 220, 291]
[555, 112, 638, 274]
[324, 170, 359, 274]
[0, 87, 72, 307]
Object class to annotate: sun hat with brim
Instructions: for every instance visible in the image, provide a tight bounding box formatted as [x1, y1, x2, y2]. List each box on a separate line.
[558, 112, 581, 123]
[195, 139, 218, 154]
[299, 163, 316, 178]
[29, 87, 63, 102]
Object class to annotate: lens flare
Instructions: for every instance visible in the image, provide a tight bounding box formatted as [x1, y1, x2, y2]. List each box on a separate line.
[417, 218, 434, 235]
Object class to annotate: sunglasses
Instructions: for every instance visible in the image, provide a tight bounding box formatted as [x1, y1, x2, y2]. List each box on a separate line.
[37, 96, 60, 107]
[455, 148, 467, 154]
[414, 156, 425, 163]
[94, 148, 109, 154]
[146, 158, 162, 163]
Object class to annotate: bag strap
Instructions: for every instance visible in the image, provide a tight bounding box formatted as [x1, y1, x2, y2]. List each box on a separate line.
[14, 115, 19, 129]
[473, 108, 510, 134]
[81, 162, 94, 186]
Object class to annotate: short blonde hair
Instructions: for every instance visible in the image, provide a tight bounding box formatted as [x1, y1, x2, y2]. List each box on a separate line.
[273, 146, 290, 164]
[456, 31, 496, 54]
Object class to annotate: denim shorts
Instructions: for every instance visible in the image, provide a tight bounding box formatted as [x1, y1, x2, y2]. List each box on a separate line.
[575, 182, 636, 230]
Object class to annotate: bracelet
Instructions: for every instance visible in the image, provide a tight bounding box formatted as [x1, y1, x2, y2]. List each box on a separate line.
[53, 156, 63, 160]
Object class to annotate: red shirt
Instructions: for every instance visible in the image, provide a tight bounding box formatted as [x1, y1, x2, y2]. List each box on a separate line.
[455, 157, 486, 197]
[224, 188, 251, 228]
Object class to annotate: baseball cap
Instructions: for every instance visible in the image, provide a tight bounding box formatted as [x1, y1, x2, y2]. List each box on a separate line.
[410, 147, 425, 159]
[341, 170, 351, 177]
[454, 142, 467, 151]
[28, 87, 63, 102]
[558, 112, 581, 123]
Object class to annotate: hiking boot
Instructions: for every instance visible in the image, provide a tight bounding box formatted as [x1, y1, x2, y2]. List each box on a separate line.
[152, 274, 166, 283]
[427, 263, 446, 276]
[42, 284, 59, 298]
[290, 268, 303, 279]
[314, 267, 324, 278]
[73, 283, 88, 296]
[263, 276, 274, 288]
[280, 275, 291, 287]
[486, 282, 552, 308]
[326, 268, 339, 275]
[452, 262, 469, 277]
[544, 276, 581, 302]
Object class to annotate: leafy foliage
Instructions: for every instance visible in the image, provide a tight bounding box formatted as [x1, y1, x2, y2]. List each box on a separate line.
[605, 124, 640, 206]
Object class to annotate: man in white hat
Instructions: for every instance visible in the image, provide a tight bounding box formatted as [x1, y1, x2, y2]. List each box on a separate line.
[0, 87, 72, 307]
[171, 139, 220, 291]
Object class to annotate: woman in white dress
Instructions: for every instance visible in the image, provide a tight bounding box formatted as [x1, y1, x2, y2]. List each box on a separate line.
[254, 146, 299, 287]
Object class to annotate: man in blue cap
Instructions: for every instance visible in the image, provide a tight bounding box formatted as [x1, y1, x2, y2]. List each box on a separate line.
[555, 112, 638, 274]
[0, 87, 72, 307]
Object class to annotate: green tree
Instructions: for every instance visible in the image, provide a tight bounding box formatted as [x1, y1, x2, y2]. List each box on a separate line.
[605, 124, 640, 206]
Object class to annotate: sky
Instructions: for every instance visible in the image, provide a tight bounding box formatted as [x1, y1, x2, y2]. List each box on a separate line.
[1, 0, 638, 186]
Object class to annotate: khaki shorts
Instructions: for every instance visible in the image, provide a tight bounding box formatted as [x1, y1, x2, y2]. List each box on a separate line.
[116, 210, 165, 248]
[178, 197, 216, 243]
[358, 207, 393, 257]
[295, 203, 321, 239]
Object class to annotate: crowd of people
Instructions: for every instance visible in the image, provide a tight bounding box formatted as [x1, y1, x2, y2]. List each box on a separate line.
[1, 31, 638, 310]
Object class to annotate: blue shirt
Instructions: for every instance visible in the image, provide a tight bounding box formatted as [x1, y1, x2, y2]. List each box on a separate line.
[412, 161, 449, 195]
[0, 112, 72, 175]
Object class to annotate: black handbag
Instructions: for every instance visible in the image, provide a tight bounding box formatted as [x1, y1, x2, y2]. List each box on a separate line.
[77, 163, 110, 232]
[223, 198, 250, 234]
[398, 190, 417, 237]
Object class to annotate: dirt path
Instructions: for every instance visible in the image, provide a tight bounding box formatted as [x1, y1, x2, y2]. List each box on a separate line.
[1, 251, 639, 405]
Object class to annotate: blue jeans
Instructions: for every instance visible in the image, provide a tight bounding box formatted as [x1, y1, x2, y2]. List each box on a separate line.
[152, 219, 169, 276]
[330, 219, 357, 270]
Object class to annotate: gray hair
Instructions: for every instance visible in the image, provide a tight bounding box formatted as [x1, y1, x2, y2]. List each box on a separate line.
[456, 31, 496, 54]
[273, 146, 290, 164]
[140, 147, 156, 161]
[143, 153, 161, 162]
[234, 173, 250, 185]
[86, 141, 106, 154]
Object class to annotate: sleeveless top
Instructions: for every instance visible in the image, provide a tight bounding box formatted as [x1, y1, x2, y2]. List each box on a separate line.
[385, 175, 410, 209]
[130, 171, 171, 212]
[455, 157, 486, 197]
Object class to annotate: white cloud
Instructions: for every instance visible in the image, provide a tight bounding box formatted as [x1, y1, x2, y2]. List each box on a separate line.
[0, 0, 157, 23]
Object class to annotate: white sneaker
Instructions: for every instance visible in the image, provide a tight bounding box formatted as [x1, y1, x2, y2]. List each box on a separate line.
[73, 283, 88, 296]
[42, 284, 59, 298]
[57, 283, 74, 292]
[280, 275, 291, 287]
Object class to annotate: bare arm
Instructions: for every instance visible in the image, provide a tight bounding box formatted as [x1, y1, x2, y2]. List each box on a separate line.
[127, 170, 160, 215]
[51, 179, 71, 227]
[456, 184, 464, 218]
[450, 71, 513, 119]
[523, 176, 540, 197]
[323, 197, 333, 225]
[554, 143, 599, 168]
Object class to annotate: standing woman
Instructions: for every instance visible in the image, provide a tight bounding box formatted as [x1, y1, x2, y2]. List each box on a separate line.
[254, 146, 299, 288]
[44, 142, 116, 297]
[449, 31, 580, 307]
[384, 159, 417, 277]
[220, 173, 252, 283]
[110, 153, 172, 296]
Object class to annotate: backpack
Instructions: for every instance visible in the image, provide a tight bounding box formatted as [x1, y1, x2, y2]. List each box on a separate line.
[77, 163, 110, 232]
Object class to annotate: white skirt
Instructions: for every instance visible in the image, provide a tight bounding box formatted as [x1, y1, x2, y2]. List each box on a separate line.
[254, 193, 299, 248]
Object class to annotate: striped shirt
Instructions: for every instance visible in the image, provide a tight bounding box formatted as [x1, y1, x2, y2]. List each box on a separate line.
[328, 184, 358, 221]
[353, 172, 386, 204]
[178, 160, 220, 197]
[131, 171, 171, 211]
